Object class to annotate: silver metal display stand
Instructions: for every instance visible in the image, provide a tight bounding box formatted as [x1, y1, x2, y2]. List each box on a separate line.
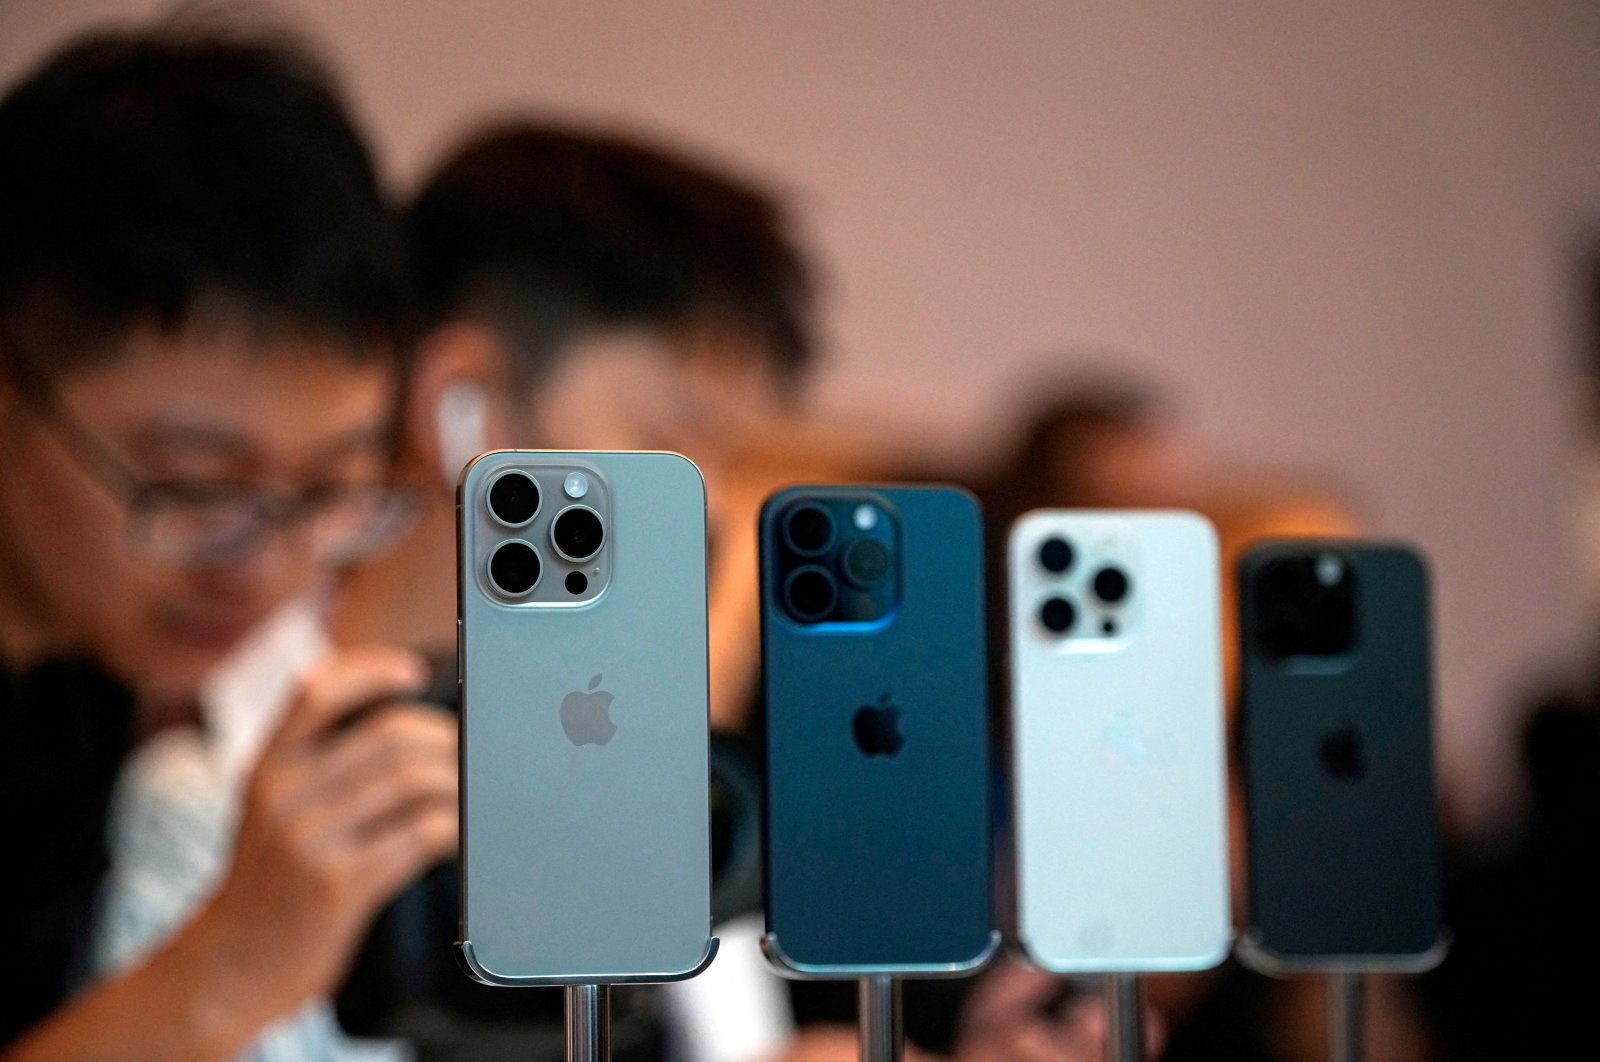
[1326, 971, 1364, 1062]
[858, 975, 904, 1062]
[763, 930, 997, 1062]
[564, 984, 611, 1062]
[1103, 973, 1143, 1062]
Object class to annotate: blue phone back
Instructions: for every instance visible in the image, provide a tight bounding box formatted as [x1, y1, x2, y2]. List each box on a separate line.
[759, 485, 994, 973]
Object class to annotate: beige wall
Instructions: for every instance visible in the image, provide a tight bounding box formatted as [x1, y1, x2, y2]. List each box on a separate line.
[5, 0, 1598, 827]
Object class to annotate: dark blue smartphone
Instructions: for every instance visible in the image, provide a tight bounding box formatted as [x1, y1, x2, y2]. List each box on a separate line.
[758, 485, 997, 975]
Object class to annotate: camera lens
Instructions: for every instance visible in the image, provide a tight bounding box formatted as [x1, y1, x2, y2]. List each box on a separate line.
[1092, 566, 1130, 604]
[488, 540, 541, 596]
[1039, 596, 1076, 634]
[783, 565, 838, 622]
[551, 505, 605, 561]
[1252, 554, 1359, 658]
[565, 571, 589, 595]
[487, 470, 540, 526]
[1038, 537, 1075, 574]
[783, 504, 835, 556]
[842, 538, 891, 588]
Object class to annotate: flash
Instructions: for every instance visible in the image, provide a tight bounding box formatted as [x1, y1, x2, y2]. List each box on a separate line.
[852, 504, 878, 531]
[564, 472, 589, 499]
[1315, 553, 1343, 587]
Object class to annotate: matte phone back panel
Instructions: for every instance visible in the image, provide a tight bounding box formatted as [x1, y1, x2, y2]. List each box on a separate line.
[458, 451, 712, 984]
[1238, 542, 1441, 969]
[1010, 510, 1231, 972]
[760, 486, 994, 973]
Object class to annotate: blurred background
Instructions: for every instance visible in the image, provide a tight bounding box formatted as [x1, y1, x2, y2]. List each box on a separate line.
[4, 0, 1597, 837]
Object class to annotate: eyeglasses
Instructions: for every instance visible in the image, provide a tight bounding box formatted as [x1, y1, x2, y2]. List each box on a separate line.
[0, 333, 418, 569]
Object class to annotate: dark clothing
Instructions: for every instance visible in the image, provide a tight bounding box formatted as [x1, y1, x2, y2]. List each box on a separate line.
[1159, 963, 1286, 1062]
[1419, 699, 1600, 1061]
[0, 657, 137, 1047]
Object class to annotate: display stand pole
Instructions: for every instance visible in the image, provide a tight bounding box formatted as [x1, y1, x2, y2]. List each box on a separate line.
[1326, 972, 1364, 1062]
[1103, 973, 1143, 1062]
[564, 983, 610, 1062]
[858, 975, 904, 1062]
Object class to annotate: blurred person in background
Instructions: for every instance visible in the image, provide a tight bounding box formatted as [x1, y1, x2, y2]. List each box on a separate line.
[1414, 308, 1600, 1058]
[327, 121, 823, 1061]
[978, 371, 1201, 525]
[332, 121, 816, 735]
[0, 22, 457, 1060]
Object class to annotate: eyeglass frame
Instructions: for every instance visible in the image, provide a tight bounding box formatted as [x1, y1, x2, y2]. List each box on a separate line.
[0, 329, 420, 568]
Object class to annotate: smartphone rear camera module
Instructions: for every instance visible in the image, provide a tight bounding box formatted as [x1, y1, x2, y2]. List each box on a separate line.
[783, 504, 835, 556]
[783, 565, 839, 622]
[1092, 566, 1131, 604]
[552, 505, 605, 561]
[1251, 553, 1358, 658]
[841, 538, 891, 588]
[489, 540, 542, 596]
[1038, 536, 1075, 575]
[487, 470, 541, 527]
[1039, 596, 1076, 635]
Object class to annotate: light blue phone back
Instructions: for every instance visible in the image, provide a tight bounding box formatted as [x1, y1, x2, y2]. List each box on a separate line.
[458, 451, 712, 984]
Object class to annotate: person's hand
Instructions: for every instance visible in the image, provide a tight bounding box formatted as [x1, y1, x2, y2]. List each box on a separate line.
[955, 959, 1165, 1062]
[187, 647, 458, 1030]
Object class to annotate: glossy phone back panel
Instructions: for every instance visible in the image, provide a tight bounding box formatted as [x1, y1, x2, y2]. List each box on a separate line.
[458, 451, 713, 984]
[759, 485, 994, 973]
[1010, 510, 1231, 973]
[1237, 541, 1442, 970]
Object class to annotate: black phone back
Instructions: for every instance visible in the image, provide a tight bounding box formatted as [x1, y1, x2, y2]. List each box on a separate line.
[1237, 541, 1442, 968]
[759, 485, 995, 974]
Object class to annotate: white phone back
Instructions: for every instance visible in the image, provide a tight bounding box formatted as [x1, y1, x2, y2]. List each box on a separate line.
[1009, 510, 1230, 972]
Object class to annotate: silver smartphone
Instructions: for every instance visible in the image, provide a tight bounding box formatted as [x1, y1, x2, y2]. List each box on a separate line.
[1009, 510, 1231, 972]
[456, 450, 715, 985]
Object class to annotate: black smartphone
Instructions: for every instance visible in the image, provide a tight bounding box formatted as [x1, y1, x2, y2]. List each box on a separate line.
[758, 485, 997, 975]
[1236, 541, 1444, 970]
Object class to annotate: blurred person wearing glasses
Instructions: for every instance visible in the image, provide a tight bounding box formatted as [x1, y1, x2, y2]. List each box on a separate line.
[0, 21, 455, 1062]
[328, 122, 820, 1062]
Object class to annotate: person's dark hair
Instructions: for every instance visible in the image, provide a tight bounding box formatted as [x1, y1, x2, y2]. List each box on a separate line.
[982, 372, 1164, 524]
[407, 122, 817, 387]
[0, 21, 403, 372]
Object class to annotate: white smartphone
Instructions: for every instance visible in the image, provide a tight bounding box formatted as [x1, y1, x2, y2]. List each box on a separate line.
[1009, 510, 1231, 972]
[457, 450, 715, 985]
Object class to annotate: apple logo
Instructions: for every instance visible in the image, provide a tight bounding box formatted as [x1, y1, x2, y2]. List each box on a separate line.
[561, 674, 617, 746]
[1320, 722, 1365, 780]
[852, 693, 904, 757]
[1099, 712, 1152, 769]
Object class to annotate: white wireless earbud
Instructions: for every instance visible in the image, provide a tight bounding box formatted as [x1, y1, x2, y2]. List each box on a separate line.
[435, 380, 489, 487]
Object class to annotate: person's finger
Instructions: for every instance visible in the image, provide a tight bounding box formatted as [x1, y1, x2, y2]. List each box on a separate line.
[266, 647, 428, 753]
[338, 755, 458, 845]
[1052, 995, 1109, 1061]
[343, 800, 459, 904]
[1143, 1006, 1167, 1061]
[960, 960, 1077, 1042]
[293, 704, 456, 813]
[290, 739, 457, 852]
